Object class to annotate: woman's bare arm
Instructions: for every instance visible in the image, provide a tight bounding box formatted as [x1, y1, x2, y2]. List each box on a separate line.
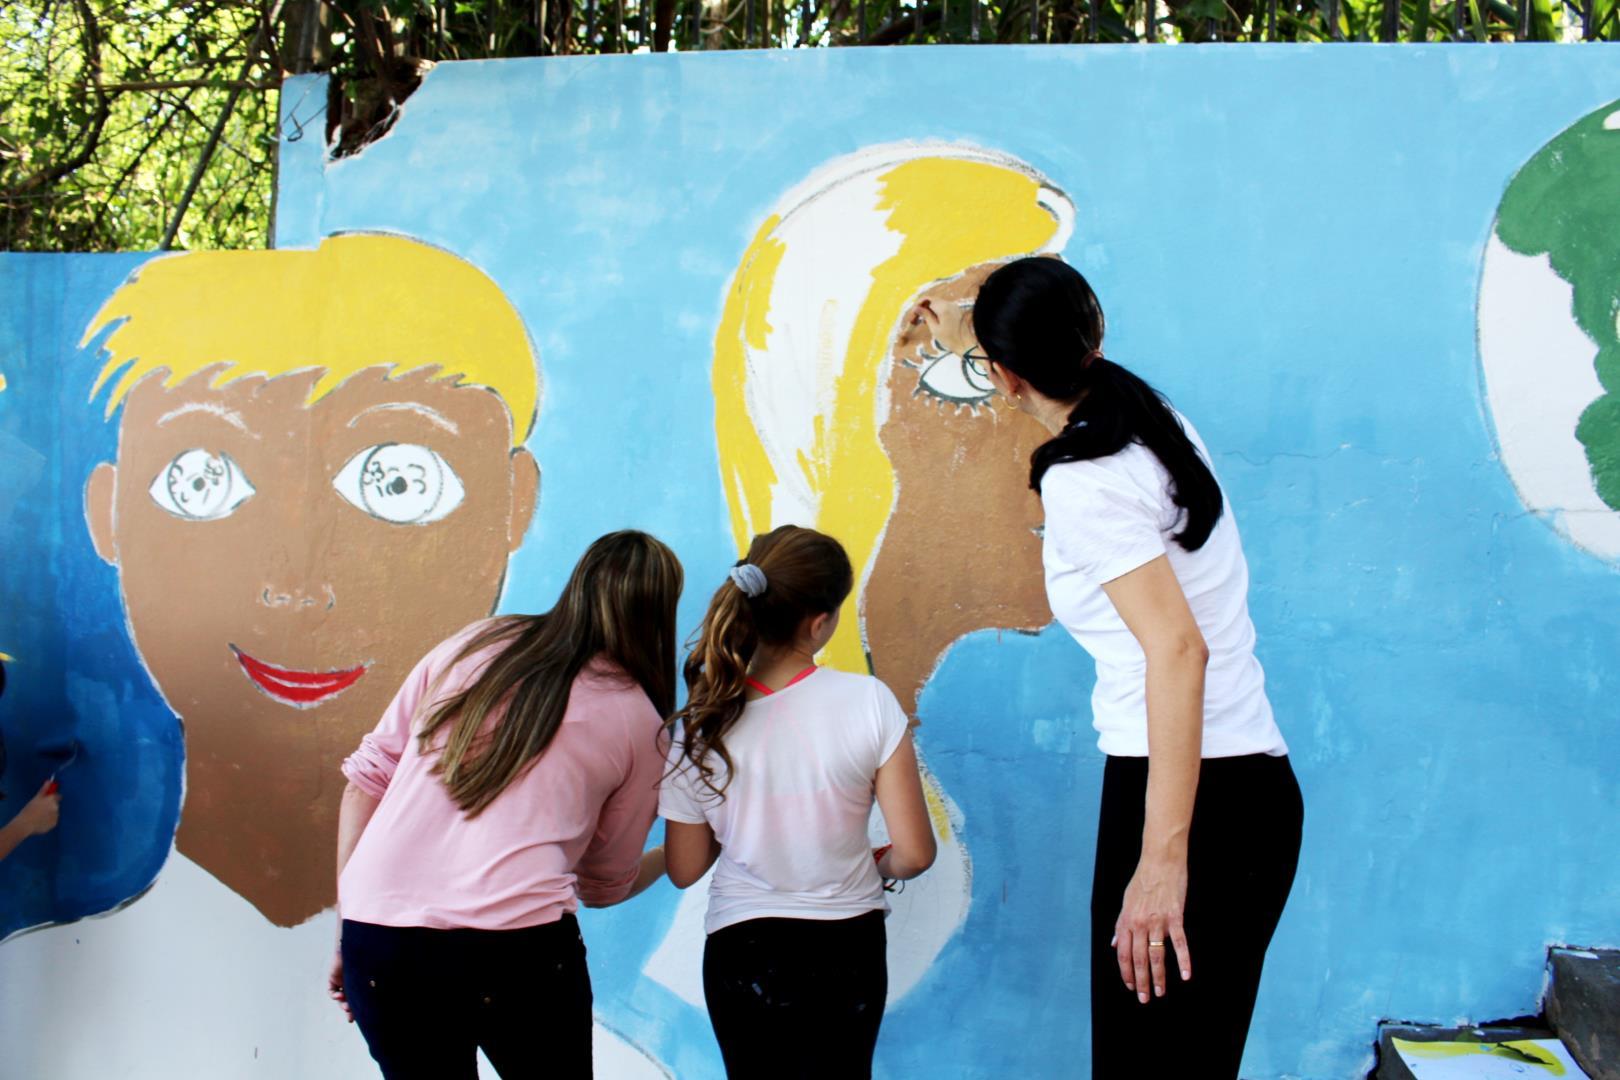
[1101, 554, 1208, 1002]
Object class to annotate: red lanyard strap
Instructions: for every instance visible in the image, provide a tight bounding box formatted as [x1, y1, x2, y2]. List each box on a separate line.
[744, 665, 818, 696]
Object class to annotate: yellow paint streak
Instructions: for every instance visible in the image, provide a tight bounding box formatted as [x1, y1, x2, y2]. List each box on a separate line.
[1391, 1037, 1567, 1073]
[816, 158, 1061, 677]
[924, 778, 952, 838]
[82, 234, 539, 446]
[714, 215, 788, 553]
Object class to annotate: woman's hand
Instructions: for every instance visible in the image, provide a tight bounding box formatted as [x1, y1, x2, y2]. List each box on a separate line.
[904, 297, 978, 359]
[327, 946, 352, 1022]
[16, 781, 61, 837]
[1114, 851, 1192, 1003]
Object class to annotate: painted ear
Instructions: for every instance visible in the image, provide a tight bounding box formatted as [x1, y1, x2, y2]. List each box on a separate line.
[507, 448, 539, 554]
[85, 462, 118, 566]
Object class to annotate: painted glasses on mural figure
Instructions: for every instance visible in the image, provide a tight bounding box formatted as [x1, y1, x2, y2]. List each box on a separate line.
[81, 234, 540, 926]
[913, 255, 1303, 1078]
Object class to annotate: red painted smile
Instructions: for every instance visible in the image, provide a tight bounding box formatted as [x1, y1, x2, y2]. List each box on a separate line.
[231, 647, 367, 708]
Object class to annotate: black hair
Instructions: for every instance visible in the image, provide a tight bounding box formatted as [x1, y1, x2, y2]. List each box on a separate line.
[972, 257, 1224, 551]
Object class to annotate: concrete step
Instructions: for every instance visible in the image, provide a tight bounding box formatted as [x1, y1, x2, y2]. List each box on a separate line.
[1549, 948, 1620, 1080]
[1375, 1023, 1587, 1080]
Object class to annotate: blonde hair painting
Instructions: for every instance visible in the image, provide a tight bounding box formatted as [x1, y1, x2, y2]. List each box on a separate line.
[712, 143, 1075, 675]
[83, 233, 541, 446]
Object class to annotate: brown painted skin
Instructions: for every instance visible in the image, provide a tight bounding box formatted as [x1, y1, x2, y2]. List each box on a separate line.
[85, 366, 538, 926]
[865, 263, 1053, 720]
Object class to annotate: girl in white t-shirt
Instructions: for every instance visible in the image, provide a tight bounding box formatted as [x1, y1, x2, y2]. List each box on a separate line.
[911, 257, 1303, 1079]
[660, 525, 936, 1079]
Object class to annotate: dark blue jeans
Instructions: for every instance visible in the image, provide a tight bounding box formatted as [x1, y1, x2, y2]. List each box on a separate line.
[702, 910, 888, 1079]
[341, 914, 592, 1079]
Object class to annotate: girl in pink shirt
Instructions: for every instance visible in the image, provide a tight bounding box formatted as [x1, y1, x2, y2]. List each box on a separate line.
[330, 530, 682, 1079]
[661, 525, 937, 1079]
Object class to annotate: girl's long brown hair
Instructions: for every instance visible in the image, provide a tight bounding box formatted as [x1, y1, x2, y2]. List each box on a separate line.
[419, 530, 683, 817]
[669, 525, 852, 799]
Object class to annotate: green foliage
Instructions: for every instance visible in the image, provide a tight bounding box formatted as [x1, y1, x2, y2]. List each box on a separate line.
[0, 0, 1606, 252]
[1, 1, 278, 250]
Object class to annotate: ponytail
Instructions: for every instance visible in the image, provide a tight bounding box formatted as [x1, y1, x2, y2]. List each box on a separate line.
[973, 258, 1225, 552]
[668, 525, 853, 799]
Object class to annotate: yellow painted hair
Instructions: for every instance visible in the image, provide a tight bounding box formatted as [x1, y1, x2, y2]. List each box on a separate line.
[713, 151, 1070, 675]
[83, 233, 540, 446]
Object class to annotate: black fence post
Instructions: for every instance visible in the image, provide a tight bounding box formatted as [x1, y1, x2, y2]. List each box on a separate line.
[1382, 0, 1401, 39]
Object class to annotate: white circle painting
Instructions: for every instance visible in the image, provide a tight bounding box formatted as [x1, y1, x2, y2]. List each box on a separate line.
[1479, 99, 1620, 563]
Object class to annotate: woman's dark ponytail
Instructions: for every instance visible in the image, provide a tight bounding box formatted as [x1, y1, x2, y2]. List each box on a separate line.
[973, 257, 1224, 552]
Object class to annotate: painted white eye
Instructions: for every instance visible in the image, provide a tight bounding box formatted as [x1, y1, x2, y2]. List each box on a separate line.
[148, 450, 256, 521]
[333, 443, 465, 525]
[916, 343, 996, 405]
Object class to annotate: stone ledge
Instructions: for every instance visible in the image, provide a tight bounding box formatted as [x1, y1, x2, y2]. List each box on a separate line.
[1549, 948, 1620, 1080]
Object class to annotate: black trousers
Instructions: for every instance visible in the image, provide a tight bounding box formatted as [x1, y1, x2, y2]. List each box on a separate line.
[702, 910, 888, 1079]
[1091, 753, 1303, 1080]
[341, 914, 592, 1079]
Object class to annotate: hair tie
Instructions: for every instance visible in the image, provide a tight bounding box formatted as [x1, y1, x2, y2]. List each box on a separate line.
[729, 563, 767, 598]
[1081, 348, 1104, 369]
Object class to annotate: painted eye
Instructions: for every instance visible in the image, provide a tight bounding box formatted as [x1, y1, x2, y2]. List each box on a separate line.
[333, 444, 465, 525]
[148, 450, 256, 521]
[916, 343, 996, 405]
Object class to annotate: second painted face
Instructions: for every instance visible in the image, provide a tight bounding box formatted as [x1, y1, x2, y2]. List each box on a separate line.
[88, 365, 537, 926]
[864, 262, 1053, 718]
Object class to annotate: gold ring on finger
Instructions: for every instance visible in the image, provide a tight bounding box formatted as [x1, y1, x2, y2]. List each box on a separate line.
[1148, 941, 1166, 948]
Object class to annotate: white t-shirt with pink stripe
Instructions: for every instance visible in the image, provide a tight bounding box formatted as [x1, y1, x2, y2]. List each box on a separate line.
[659, 667, 909, 935]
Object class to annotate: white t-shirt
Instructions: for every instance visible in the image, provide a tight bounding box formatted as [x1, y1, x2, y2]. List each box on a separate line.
[1040, 418, 1287, 759]
[659, 668, 910, 935]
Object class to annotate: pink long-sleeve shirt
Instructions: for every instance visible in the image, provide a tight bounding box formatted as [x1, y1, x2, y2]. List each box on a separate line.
[338, 620, 665, 931]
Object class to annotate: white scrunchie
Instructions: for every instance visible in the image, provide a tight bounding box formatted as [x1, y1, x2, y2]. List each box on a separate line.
[729, 563, 767, 598]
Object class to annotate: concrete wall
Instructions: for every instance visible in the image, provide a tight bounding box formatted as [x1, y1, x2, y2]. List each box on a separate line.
[1, 46, 1617, 1079]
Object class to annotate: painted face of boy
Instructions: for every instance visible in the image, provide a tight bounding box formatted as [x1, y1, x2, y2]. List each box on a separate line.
[85, 365, 538, 926]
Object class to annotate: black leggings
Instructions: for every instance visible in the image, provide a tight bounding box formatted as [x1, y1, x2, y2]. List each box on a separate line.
[702, 910, 887, 1079]
[341, 914, 592, 1079]
[1091, 753, 1303, 1080]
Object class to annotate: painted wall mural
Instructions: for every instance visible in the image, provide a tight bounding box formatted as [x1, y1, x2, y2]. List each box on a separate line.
[646, 143, 1071, 1007]
[1479, 97, 1620, 563]
[82, 234, 540, 928]
[3, 46, 1620, 1080]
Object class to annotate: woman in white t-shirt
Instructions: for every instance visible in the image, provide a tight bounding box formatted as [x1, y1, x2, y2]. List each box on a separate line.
[660, 525, 936, 1079]
[911, 257, 1303, 1078]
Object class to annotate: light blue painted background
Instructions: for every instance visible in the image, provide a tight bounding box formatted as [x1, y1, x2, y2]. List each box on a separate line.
[3, 45, 1618, 1078]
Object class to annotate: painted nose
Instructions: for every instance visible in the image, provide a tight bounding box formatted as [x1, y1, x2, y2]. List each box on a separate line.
[259, 584, 335, 611]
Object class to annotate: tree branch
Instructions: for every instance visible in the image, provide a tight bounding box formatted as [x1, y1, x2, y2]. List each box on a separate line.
[66, 78, 281, 93]
[159, 0, 284, 248]
[8, 0, 112, 195]
[87, 89, 197, 244]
